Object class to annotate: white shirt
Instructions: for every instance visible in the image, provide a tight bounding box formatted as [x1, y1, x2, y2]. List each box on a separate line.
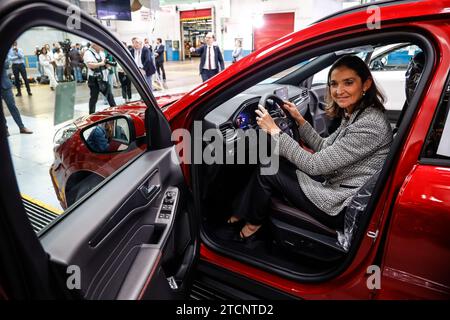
[39, 53, 53, 67]
[83, 49, 107, 79]
[203, 45, 216, 70]
[134, 48, 144, 69]
[54, 52, 66, 67]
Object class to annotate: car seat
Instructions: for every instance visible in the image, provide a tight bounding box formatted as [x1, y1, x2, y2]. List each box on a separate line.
[270, 170, 380, 262]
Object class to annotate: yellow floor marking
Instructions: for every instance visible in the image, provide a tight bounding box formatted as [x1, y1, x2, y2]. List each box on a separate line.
[21, 193, 63, 215]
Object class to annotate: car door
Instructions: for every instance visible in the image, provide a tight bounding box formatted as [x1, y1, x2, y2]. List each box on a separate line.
[0, 0, 198, 299]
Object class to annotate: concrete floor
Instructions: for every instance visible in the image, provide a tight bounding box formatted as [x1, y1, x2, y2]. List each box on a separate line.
[5, 59, 226, 212]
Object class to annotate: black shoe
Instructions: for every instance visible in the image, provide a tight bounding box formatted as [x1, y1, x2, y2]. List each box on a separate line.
[28, 91, 32, 96]
[216, 219, 245, 240]
[232, 225, 264, 245]
[16, 92, 22, 97]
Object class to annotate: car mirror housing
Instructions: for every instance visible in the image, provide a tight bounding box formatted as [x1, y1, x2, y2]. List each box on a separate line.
[80, 115, 136, 154]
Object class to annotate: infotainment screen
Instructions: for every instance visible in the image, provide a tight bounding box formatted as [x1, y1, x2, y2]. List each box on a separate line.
[274, 87, 288, 101]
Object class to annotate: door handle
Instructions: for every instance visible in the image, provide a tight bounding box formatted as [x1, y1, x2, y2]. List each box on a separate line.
[139, 184, 160, 200]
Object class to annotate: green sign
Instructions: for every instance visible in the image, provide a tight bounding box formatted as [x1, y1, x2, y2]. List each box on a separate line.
[54, 81, 76, 125]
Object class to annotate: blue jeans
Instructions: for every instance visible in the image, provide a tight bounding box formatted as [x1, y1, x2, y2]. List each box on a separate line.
[73, 66, 83, 82]
[1, 87, 25, 129]
[56, 66, 64, 81]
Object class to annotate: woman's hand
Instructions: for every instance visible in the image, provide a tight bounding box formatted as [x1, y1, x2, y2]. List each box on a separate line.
[282, 101, 306, 126]
[255, 104, 281, 135]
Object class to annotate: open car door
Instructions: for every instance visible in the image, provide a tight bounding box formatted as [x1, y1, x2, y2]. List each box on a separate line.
[0, 0, 198, 299]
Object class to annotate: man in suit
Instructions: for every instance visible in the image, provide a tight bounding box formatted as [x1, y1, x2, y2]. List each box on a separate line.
[154, 38, 166, 83]
[1, 60, 33, 135]
[130, 37, 155, 91]
[191, 32, 225, 82]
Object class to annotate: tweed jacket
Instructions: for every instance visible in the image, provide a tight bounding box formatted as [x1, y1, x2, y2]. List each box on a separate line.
[277, 106, 393, 216]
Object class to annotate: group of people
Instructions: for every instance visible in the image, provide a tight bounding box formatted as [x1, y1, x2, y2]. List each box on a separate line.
[85, 36, 167, 114]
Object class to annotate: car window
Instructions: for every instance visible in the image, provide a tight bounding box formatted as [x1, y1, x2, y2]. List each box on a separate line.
[370, 45, 421, 71]
[3, 27, 148, 233]
[422, 78, 450, 162]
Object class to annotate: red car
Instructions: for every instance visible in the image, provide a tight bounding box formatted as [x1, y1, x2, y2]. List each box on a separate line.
[50, 94, 183, 209]
[1, 0, 449, 300]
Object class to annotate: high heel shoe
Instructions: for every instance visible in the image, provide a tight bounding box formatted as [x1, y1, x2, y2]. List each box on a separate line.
[216, 218, 245, 240]
[232, 225, 264, 245]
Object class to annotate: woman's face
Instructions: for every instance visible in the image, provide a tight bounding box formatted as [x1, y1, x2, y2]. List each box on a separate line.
[329, 66, 372, 112]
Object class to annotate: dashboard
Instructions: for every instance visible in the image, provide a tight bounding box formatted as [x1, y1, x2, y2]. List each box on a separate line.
[203, 83, 310, 138]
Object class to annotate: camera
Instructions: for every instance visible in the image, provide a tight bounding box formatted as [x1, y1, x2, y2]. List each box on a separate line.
[105, 60, 117, 67]
[58, 39, 72, 54]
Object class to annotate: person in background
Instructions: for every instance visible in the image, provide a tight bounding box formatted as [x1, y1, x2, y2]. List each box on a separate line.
[103, 50, 117, 105]
[84, 43, 116, 114]
[34, 46, 43, 77]
[232, 39, 243, 63]
[8, 41, 32, 96]
[155, 38, 166, 84]
[54, 48, 66, 82]
[1, 60, 33, 135]
[190, 32, 225, 82]
[69, 43, 83, 83]
[144, 38, 152, 52]
[39, 46, 58, 90]
[130, 37, 155, 91]
[117, 63, 131, 103]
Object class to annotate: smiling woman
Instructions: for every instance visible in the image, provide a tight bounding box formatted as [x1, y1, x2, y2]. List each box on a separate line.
[224, 55, 393, 243]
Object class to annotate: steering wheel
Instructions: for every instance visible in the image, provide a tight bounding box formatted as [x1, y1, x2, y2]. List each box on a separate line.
[257, 93, 300, 141]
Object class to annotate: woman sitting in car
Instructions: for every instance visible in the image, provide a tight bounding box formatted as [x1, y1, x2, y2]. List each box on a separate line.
[227, 55, 393, 243]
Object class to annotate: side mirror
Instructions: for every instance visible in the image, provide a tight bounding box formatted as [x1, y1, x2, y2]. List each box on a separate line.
[81, 115, 136, 153]
[370, 59, 384, 71]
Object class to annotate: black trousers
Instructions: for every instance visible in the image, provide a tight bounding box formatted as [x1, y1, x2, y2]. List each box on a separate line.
[88, 76, 116, 114]
[156, 60, 166, 80]
[201, 68, 218, 82]
[232, 161, 344, 229]
[12, 63, 31, 94]
[118, 72, 131, 99]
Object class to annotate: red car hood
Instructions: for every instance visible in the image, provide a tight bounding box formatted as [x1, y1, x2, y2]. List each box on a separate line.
[73, 92, 185, 128]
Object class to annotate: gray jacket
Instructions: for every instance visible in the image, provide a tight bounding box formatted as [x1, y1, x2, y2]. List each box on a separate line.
[278, 106, 393, 216]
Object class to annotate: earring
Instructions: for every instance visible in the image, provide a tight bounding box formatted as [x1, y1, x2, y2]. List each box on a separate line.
[362, 91, 366, 96]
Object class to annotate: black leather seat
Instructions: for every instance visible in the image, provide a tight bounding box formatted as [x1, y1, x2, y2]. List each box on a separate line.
[270, 198, 336, 236]
[269, 171, 381, 262]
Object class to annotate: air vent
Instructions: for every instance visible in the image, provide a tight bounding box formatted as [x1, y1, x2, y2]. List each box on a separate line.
[219, 124, 237, 142]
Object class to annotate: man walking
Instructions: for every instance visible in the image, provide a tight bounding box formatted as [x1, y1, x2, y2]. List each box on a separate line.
[130, 37, 155, 91]
[155, 38, 166, 84]
[190, 32, 225, 82]
[1, 61, 33, 135]
[8, 41, 32, 96]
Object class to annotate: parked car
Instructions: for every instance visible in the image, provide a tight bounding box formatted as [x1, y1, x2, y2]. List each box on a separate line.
[1, 0, 449, 300]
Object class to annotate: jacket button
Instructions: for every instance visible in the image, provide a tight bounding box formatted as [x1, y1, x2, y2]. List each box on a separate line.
[334, 170, 338, 174]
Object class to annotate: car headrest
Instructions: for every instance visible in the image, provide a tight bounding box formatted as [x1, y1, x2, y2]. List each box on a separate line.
[337, 170, 381, 251]
[405, 51, 425, 103]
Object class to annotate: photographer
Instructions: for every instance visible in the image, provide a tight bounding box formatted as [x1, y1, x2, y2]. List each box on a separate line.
[83, 43, 116, 114]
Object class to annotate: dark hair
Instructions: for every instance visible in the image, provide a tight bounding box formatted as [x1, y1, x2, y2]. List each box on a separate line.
[326, 55, 385, 118]
[157, 38, 162, 42]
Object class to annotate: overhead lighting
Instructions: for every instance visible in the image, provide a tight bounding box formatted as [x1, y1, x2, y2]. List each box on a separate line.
[252, 14, 264, 28]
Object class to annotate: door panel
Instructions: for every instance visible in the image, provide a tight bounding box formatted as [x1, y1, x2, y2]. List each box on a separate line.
[40, 147, 195, 299]
[0, 0, 197, 299]
[380, 165, 450, 299]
